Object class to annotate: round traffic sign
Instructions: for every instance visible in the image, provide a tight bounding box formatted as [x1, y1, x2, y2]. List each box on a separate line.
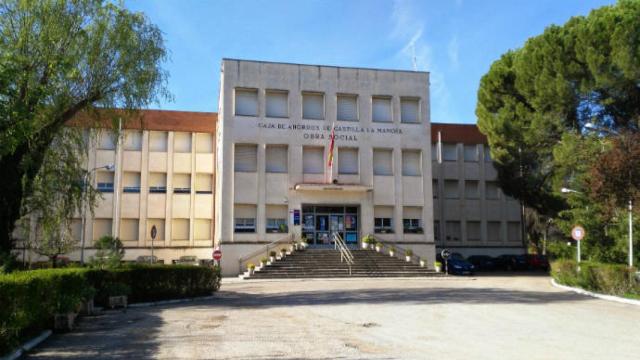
[212, 249, 222, 261]
[441, 249, 451, 259]
[571, 226, 585, 241]
[150, 225, 157, 240]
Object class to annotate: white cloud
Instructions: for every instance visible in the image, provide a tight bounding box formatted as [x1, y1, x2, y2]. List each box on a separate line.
[389, 0, 454, 122]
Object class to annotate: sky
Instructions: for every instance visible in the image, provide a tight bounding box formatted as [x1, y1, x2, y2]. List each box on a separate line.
[126, 0, 616, 124]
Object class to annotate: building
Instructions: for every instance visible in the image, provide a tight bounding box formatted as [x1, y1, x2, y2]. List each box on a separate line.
[16, 59, 524, 275]
[216, 59, 435, 275]
[430, 123, 525, 257]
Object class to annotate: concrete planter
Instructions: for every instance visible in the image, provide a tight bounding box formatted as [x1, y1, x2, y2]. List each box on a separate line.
[389, 251, 395, 257]
[419, 260, 426, 267]
[405, 256, 411, 262]
[54, 312, 77, 332]
[375, 246, 382, 252]
[361, 243, 369, 250]
[108, 295, 128, 309]
[435, 265, 442, 273]
[269, 256, 275, 263]
[80, 298, 95, 315]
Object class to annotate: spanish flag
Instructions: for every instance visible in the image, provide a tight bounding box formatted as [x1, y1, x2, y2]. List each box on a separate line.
[328, 122, 335, 167]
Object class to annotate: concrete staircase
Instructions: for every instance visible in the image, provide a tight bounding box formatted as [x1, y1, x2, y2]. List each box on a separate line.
[245, 248, 440, 279]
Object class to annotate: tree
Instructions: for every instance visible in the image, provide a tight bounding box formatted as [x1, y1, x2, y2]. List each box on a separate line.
[476, 0, 640, 217]
[89, 235, 124, 269]
[0, 0, 169, 258]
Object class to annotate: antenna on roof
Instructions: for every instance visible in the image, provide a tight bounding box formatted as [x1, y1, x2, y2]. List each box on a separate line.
[411, 43, 418, 71]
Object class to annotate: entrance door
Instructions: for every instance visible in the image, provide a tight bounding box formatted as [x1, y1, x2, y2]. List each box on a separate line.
[302, 205, 359, 246]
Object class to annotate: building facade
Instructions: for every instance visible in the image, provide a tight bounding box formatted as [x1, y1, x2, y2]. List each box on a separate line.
[16, 59, 524, 275]
[430, 123, 525, 257]
[215, 59, 435, 275]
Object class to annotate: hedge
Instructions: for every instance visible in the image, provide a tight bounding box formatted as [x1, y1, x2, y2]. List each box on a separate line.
[0, 265, 221, 355]
[551, 259, 640, 297]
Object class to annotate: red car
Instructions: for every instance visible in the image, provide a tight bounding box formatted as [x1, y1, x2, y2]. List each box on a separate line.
[526, 254, 550, 271]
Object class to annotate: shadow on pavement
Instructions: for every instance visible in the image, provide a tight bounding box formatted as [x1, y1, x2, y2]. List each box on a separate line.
[202, 285, 589, 309]
[25, 309, 164, 360]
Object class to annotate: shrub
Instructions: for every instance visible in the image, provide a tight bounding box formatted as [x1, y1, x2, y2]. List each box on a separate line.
[0, 268, 92, 354]
[0, 265, 221, 355]
[269, 251, 276, 257]
[405, 249, 413, 257]
[551, 260, 640, 296]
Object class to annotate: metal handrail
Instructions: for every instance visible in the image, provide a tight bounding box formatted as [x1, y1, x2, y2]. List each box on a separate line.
[371, 235, 420, 264]
[333, 232, 354, 275]
[238, 233, 294, 271]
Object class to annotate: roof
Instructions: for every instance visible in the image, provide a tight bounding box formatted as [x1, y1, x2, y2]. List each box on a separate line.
[222, 58, 429, 75]
[431, 123, 487, 145]
[71, 109, 217, 133]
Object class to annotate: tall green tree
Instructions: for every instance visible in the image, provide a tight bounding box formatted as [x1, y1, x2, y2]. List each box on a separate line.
[0, 0, 169, 257]
[476, 0, 640, 217]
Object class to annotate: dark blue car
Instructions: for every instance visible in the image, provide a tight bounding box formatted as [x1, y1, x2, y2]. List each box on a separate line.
[438, 253, 475, 275]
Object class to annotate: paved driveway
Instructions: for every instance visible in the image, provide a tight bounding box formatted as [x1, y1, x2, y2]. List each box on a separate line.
[27, 275, 639, 359]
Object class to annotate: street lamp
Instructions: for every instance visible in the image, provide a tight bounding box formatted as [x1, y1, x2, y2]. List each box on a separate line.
[80, 164, 115, 265]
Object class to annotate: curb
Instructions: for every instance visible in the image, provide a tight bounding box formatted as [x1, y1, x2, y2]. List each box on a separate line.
[1, 330, 52, 360]
[128, 295, 216, 308]
[550, 278, 640, 306]
[224, 275, 470, 284]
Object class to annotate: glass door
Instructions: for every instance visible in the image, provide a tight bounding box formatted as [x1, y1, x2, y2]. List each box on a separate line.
[301, 205, 359, 246]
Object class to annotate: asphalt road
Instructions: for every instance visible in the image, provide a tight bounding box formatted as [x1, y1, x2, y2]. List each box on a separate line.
[27, 274, 639, 359]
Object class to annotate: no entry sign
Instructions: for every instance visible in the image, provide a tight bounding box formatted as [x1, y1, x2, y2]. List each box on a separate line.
[212, 249, 222, 261]
[571, 226, 585, 241]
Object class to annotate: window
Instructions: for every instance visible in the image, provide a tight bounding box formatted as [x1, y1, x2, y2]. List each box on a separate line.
[266, 218, 287, 233]
[403, 206, 423, 234]
[69, 219, 82, 242]
[266, 145, 288, 173]
[487, 221, 502, 242]
[445, 221, 461, 242]
[97, 131, 116, 150]
[443, 143, 458, 161]
[174, 132, 192, 153]
[303, 146, 324, 174]
[302, 92, 324, 120]
[235, 204, 256, 233]
[123, 172, 141, 193]
[119, 219, 139, 241]
[97, 171, 114, 193]
[444, 180, 459, 199]
[465, 180, 479, 199]
[235, 218, 256, 233]
[194, 219, 211, 240]
[196, 133, 213, 153]
[464, 145, 478, 162]
[172, 219, 189, 240]
[432, 179, 438, 198]
[484, 146, 492, 162]
[431, 144, 438, 161]
[372, 96, 392, 122]
[235, 88, 258, 116]
[266, 90, 288, 118]
[467, 221, 481, 241]
[373, 149, 393, 176]
[173, 174, 191, 194]
[92, 219, 112, 241]
[337, 94, 358, 121]
[486, 181, 500, 199]
[434, 221, 440, 243]
[374, 206, 394, 233]
[400, 97, 419, 123]
[234, 144, 257, 172]
[402, 150, 421, 176]
[146, 219, 165, 241]
[195, 174, 212, 194]
[149, 172, 167, 193]
[338, 147, 358, 174]
[123, 131, 142, 151]
[508, 222, 522, 242]
[149, 131, 168, 152]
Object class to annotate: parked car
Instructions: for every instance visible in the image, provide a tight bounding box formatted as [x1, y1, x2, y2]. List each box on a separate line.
[437, 253, 475, 275]
[136, 255, 159, 264]
[494, 254, 528, 271]
[467, 255, 497, 271]
[526, 254, 550, 271]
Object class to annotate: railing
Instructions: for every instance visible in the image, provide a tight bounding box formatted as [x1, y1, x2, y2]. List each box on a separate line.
[238, 233, 295, 272]
[333, 232, 354, 275]
[371, 235, 421, 265]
